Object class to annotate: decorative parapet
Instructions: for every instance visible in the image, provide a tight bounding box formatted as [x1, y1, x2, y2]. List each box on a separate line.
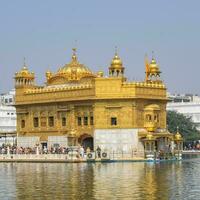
[122, 81, 166, 88]
[138, 130, 174, 139]
[25, 84, 93, 94]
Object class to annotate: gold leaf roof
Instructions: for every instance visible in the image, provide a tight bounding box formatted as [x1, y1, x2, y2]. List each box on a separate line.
[174, 131, 183, 141]
[47, 49, 96, 84]
[15, 64, 35, 79]
[109, 52, 124, 69]
[149, 58, 161, 75]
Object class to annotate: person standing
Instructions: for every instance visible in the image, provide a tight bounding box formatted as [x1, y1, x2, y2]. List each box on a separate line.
[86, 147, 91, 154]
[80, 146, 84, 158]
[96, 146, 101, 158]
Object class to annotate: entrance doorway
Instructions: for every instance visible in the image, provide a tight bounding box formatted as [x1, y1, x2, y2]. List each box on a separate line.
[82, 137, 93, 151]
[41, 142, 47, 149]
[78, 134, 93, 151]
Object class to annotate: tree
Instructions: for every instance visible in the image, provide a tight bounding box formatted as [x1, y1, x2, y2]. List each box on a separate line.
[167, 110, 200, 142]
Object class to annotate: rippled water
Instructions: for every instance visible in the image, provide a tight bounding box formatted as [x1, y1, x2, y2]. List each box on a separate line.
[0, 156, 200, 200]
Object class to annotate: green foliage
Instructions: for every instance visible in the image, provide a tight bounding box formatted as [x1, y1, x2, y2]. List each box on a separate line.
[167, 110, 200, 142]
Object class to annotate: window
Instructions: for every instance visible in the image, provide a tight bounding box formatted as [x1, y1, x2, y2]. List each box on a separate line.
[5, 99, 8, 103]
[146, 114, 152, 121]
[41, 117, 46, 127]
[84, 116, 88, 126]
[77, 117, 82, 126]
[48, 116, 54, 127]
[21, 120, 25, 128]
[62, 117, 66, 126]
[33, 117, 39, 127]
[9, 98, 12, 103]
[90, 116, 94, 125]
[111, 117, 117, 126]
[157, 114, 159, 122]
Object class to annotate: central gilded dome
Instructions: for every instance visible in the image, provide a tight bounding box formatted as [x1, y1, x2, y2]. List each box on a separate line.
[46, 49, 96, 85]
[57, 48, 95, 80]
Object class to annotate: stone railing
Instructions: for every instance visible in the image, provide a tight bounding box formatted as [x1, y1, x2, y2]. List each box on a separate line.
[0, 153, 79, 161]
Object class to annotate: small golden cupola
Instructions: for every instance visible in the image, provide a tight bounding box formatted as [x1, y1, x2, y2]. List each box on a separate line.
[174, 128, 183, 142]
[15, 58, 35, 88]
[109, 48, 124, 77]
[145, 54, 161, 82]
[46, 70, 53, 81]
[173, 127, 183, 151]
[148, 57, 161, 81]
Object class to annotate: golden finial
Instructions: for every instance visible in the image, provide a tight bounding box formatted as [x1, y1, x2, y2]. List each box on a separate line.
[72, 48, 77, 62]
[23, 57, 27, 69]
[72, 48, 76, 54]
[151, 51, 157, 64]
[152, 51, 155, 59]
[115, 46, 118, 56]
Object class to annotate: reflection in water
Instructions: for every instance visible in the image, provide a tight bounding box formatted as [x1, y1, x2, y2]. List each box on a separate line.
[0, 159, 200, 199]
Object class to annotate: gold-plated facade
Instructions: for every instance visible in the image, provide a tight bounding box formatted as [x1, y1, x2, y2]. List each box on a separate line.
[14, 49, 182, 155]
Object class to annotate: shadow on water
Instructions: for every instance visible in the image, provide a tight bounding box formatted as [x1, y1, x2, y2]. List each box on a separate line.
[0, 157, 199, 200]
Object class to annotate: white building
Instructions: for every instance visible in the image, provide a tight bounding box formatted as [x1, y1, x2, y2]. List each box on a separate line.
[0, 90, 16, 146]
[167, 93, 200, 130]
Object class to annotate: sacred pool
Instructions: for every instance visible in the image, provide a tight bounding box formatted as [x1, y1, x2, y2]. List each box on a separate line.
[0, 156, 199, 200]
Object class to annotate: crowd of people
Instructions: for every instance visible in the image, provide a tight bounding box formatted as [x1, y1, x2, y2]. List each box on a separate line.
[0, 144, 102, 158]
[184, 141, 200, 150]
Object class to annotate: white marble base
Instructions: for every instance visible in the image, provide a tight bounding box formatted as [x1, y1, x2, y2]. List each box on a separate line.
[48, 136, 68, 148]
[17, 136, 40, 148]
[94, 129, 143, 154]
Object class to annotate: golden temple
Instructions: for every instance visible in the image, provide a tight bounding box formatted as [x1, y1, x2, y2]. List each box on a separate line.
[14, 48, 183, 158]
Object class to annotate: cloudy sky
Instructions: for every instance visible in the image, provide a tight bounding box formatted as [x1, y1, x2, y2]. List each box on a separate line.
[0, 0, 199, 94]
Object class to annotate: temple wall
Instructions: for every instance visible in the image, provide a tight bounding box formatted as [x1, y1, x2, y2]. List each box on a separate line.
[17, 136, 39, 148]
[94, 129, 140, 153]
[17, 136, 68, 148]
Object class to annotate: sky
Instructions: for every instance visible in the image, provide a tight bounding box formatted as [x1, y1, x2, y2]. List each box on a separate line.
[0, 0, 200, 94]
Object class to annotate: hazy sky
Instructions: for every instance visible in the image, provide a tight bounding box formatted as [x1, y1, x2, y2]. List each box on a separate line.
[0, 0, 200, 94]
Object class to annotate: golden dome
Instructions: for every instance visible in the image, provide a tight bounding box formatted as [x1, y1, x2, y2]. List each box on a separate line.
[15, 64, 34, 79]
[57, 48, 95, 81]
[46, 70, 52, 80]
[110, 53, 123, 69]
[174, 132, 183, 141]
[149, 58, 161, 75]
[97, 71, 104, 77]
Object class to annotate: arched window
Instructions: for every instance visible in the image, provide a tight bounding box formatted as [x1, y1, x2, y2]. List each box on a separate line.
[90, 116, 94, 125]
[111, 117, 117, 126]
[21, 120, 25, 128]
[48, 116, 54, 127]
[62, 117, 66, 126]
[146, 114, 152, 121]
[77, 117, 82, 126]
[84, 116, 88, 126]
[33, 117, 39, 127]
